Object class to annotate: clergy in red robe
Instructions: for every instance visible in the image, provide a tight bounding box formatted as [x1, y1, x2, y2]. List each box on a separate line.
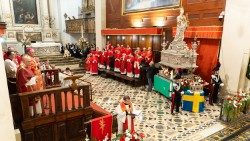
[106, 49, 114, 70]
[134, 47, 142, 57]
[27, 48, 44, 91]
[90, 55, 98, 75]
[134, 54, 143, 78]
[17, 54, 42, 116]
[126, 53, 134, 78]
[99, 50, 106, 69]
[120, 53, 127, 75]
[126, 45, 132, 55]
[16, 55, 35, 93]
[145, 47, 153, 64]
[85, 54, 92, 73]
[115, 96, 135, 134]
[114, 50, 121, 72]
[120, 45, 126, 55]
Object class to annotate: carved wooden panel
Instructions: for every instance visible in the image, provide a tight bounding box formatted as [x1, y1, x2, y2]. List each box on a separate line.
[66, 117, 84, 140]
[57, 122, 67, 141]
[35, 124, 54, 141]
[106, 0, 226, 28]
[24, 130, 35, 141]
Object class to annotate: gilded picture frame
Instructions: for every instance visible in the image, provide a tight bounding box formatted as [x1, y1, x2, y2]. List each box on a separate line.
[122, 0, 181, 14]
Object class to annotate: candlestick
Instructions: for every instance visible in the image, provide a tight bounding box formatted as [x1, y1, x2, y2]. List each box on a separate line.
[81, 25, 83, 38]
[170, 70, 174, 79]
[22, 29, 25, 39]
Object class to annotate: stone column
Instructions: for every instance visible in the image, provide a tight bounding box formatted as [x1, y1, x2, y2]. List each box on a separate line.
[42, 0, 54, 42]
[220, 0, 250, 93]
[0, 44, 16, 141]
[95, 0, 106, 50]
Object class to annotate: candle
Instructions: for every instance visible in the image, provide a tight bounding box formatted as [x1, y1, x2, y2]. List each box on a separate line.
[81, 25, 83, 38]
[22, 29, 25, 39]
[170, 70, 173, 79]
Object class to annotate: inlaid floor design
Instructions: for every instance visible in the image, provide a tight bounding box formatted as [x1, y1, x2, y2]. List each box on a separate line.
[79, 74, 223, 141]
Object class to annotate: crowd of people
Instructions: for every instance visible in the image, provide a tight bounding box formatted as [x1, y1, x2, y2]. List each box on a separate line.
[60, 43, 95, 59]
[85, 43, 153, 78]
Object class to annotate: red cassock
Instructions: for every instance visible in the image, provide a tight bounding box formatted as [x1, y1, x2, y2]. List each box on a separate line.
[126, 55, 134, 77]
[91, 56, 98, 75]
[99, 51, 106, 69]
[16, 66, 35, 93]
[134, 56, 143, 78]
[120, 55, 127, 75]
[145, 50, 153, 63]
[141, 50, 147, 59]
[114, 52, 121, 72]
[85, 56, 92, 73]
[126, 48, 132, 55]
[134, 50, 142, 57]
[121, 47, 127, 55]
[106, 50, 114, 70]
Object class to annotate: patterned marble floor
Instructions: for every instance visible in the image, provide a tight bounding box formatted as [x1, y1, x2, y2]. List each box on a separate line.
[79, 74, 223, 141]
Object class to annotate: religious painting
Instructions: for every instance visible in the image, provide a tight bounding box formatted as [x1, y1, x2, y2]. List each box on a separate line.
[16, 32, 42, 42]
[123, 0, 180, 14]
[12, 0, 38, 24]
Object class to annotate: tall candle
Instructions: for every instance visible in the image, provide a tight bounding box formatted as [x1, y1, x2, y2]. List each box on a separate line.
[170, 70, 174, 79]
[22, 29, 25, 39]
[81, 25, 83, 38]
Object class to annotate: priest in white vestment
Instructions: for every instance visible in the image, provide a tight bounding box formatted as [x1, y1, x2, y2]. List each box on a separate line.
[115, 95, 135, 134]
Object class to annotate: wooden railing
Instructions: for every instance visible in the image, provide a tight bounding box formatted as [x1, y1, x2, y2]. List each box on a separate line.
[41, 69, 60, 88]
[19, 84, 91, 120]
[17, 84, 93, 141]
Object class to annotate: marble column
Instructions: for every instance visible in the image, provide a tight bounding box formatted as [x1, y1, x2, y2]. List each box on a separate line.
[0, 44, 16, 141]
[42, 0, 54, 42]
[220, 0, 250, 93]
[95, 0, 106, 50]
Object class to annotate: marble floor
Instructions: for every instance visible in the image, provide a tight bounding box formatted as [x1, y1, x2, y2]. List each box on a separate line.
[79, 74, 227, 141]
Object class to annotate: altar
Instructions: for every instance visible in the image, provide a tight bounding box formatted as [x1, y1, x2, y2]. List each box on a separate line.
[31, 42, 61, 55]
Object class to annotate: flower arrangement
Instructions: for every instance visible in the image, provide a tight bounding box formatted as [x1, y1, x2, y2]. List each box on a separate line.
[112, 130, 145, 141]
[222, 91, 250, 122]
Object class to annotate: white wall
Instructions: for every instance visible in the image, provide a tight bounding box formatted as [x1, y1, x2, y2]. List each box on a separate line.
[58, 0, 82, 44]
[95, 0, 106, 50]
[0, 44, 16, 141]
[220, 0, 250, 93]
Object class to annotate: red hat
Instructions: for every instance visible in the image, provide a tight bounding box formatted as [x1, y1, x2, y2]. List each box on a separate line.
[26, 47, 34, 53]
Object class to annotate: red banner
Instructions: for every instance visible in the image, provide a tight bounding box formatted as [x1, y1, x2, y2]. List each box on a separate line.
[91, 114, 113, 141]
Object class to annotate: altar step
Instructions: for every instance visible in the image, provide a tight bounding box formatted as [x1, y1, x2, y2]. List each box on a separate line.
[36, 54, 85, 74]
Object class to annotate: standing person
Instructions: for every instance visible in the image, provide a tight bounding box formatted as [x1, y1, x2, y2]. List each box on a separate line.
[145, 61, 156, 92]
[85, 54, 92, 73]
[134, 54, 143, 78]
[26, 48, 44, 90]
[120, 53, 127, 75]
[126, 53, 134, 77]
[17, 55, 42, 116]
[114, 50, 121, 72]
[90, 54, 98, 75]
[115, 96, 135, 134]
[171, 83, 183, 115]
[210, 71, 224, 105]
[4, 51, 18, 94]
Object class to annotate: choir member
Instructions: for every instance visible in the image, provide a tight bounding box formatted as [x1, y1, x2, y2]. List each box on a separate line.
[126, 53, 134, 77]
[99, 49, 106, 69]
[114, 50, 122, 72]
[126, 45, 132, 55]
[134, 54, 143, 78]
[120, 53, 127, 75]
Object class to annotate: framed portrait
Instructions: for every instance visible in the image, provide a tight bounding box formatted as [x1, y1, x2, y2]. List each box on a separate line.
[123, 0, 180, 14]
[11, 0, 40, 25]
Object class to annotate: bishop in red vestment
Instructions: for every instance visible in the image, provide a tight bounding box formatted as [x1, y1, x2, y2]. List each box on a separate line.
[126, 45, 132, 55]
[85, 54, 92, 73]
